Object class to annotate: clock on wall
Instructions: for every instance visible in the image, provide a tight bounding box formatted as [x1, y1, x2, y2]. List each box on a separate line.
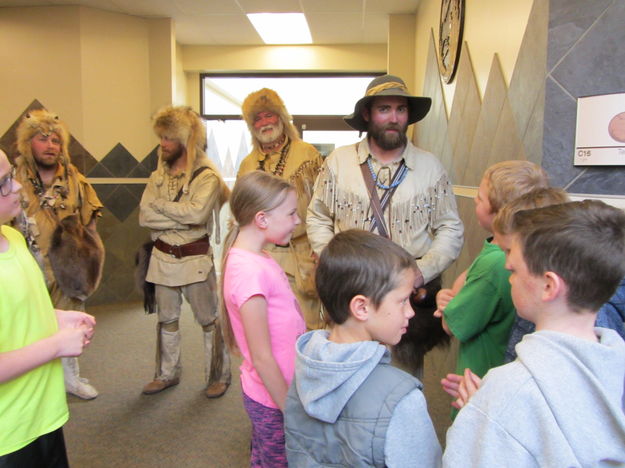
[438, 0, 465, 83]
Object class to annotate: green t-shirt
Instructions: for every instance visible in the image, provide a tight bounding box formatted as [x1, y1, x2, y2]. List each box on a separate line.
[0, 225, 68, 456]
[444, 239, 515, 378]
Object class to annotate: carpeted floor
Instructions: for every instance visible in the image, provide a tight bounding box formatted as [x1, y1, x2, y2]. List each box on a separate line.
[64, 301, 458, 467]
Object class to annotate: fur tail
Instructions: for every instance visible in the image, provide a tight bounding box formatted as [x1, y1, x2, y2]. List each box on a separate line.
[393, 277, 450, 374]
[135, 241, 156, 314]
[48, 215, 105, 301]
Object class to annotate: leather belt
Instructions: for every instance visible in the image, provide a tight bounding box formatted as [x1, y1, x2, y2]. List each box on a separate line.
[154, 235, 209, 259]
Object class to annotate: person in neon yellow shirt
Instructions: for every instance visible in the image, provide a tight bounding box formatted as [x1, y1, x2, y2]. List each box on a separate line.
[0, 149, 96, 466]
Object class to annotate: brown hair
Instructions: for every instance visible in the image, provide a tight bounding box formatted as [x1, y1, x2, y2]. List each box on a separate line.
[219, 171, 294, 351]
[492, 187, 570, 236]
[483, 160, 549, 213]
[511, 200, 625, 312]
[315, 229, 417, 324]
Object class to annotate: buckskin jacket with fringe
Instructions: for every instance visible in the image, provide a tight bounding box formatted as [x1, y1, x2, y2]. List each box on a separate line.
[14, 158, 103, 289]
[140, 156, 225, 288]
[307, 138, 464, 283]
[237, 138, 322, 281]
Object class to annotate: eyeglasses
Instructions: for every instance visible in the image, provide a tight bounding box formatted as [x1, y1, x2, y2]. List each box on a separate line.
[0, 167, 16, 197]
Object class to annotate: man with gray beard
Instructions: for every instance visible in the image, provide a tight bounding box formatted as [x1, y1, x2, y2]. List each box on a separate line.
[307, 74, 464, 374]
[237, 88, 323, 330]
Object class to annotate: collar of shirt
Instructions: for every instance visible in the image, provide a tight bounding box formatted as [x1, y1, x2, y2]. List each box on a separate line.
[355, 137, 414, 170]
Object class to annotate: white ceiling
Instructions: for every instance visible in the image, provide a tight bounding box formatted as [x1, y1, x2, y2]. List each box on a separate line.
[0, 0, 421, 45]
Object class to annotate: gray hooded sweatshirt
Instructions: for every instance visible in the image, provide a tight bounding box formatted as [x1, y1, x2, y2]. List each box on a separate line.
[444, 328, 625, 467]
[285, 330, 441, 467]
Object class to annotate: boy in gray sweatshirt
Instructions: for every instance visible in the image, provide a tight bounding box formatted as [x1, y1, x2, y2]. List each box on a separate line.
[285, 229, 441, 467]
[444, 200, 625, 467]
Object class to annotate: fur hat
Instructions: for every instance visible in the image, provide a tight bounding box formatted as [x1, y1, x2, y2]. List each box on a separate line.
[152, 106, 230, 237]
[15, 109, 70, 172]
[344, 74, 432, 132]
[152, 106, 208, 184]
[241, 88, 300, 150]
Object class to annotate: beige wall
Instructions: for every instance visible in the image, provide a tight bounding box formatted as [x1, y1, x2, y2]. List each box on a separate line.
[415, 0, 534, 113]
[182, 44, 387, 74]
[0, 7, 83, 136]
[0, 5, 174, 161]
[79, 7, 150, 159]
[175, 43, 187, 106]
[388, 14, 416, 94]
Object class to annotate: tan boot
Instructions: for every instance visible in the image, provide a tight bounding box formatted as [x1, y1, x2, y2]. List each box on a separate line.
[142, 377, 180, 395]
[62, 357, 98, 400]
[205, 382, 228, 398]
[203, 324, 231, 398]
[144, 327, 181, 395]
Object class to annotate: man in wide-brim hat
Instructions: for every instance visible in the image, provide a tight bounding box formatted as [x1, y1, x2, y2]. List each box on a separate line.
[343, 74, 433, 133]
[307, 74, 464, 374]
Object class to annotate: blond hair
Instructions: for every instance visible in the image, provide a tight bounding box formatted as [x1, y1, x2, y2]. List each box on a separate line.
[219, 171, 294, 351]
[483, 160, 549, 213]
[15, 109, 70, 174]
[492, 187, 570, 235]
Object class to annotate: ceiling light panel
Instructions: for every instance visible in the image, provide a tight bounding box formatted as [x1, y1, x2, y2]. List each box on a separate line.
[247, 13, 312, 44]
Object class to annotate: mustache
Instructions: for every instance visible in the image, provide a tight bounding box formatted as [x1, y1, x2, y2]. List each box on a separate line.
[260, 124, 278, 132]
[383, 123, 403, 131]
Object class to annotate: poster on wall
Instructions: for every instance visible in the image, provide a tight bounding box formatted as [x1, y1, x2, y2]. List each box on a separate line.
[574, 92, 625, 166]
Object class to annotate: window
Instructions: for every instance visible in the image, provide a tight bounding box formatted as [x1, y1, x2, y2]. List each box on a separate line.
[200, 73, 381, 179]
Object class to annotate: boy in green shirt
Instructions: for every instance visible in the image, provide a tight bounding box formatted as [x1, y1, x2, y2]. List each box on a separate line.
[434, 160, 548, 418]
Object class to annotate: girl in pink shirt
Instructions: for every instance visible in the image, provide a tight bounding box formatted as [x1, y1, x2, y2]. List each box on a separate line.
[221, 171, 306, 468]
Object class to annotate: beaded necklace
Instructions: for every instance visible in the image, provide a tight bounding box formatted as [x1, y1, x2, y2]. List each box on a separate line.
[366, 156, 407, 190]
[258, 138, 291, 177]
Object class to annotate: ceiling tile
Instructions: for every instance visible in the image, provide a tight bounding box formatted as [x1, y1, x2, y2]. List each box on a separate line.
[301, 0, 363, 14]
[307, 13, 387, 44]
[365, 0, 420, 14]
[176, 15, 260, 45]
[0, 0, 398, 45]
[173, 0, 242, 16]
[238, 0, 302, 14]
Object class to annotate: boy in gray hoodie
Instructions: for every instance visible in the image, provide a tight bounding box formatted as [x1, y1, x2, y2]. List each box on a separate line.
[444, 200, 625, 467]
[285, 229, 441, 467]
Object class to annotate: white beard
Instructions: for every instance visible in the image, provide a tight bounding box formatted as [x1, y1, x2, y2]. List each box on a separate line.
[254, 119, 284, 144]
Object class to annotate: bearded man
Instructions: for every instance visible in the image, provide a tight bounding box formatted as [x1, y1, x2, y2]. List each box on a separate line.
[237, 88, 323, 330]
[139, 106, 231, 398]
[307, 75, 464, 373]
[13, 109, 104, 400]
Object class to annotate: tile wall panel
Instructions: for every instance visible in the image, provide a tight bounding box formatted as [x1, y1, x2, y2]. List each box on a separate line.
[544, 0, 625, 192]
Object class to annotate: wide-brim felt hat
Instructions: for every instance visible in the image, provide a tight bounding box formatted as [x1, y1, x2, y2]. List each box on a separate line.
[344, 74, 432, 132]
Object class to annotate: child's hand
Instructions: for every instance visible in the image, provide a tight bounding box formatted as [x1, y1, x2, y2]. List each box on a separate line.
[457, 368, 482, 408]
[441, 373, 462, 402]
[54, 326, 91, 358]
[56, 309, 96, 341]
[441, 369, 482, 409]
[435, 288, 455, 316]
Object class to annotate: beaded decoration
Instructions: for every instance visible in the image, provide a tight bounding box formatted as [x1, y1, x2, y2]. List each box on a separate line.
[367, 157, 408, 190]
[258, 138, 291, 177]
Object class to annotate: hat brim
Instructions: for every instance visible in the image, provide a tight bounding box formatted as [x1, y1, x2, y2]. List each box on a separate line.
[344, 94, 432, 132]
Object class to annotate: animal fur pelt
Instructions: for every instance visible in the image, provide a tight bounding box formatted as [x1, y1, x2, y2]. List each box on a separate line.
[48, 215, 105, 301]
[393, 277, 450, 375]
[135, 241, 156, 314]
